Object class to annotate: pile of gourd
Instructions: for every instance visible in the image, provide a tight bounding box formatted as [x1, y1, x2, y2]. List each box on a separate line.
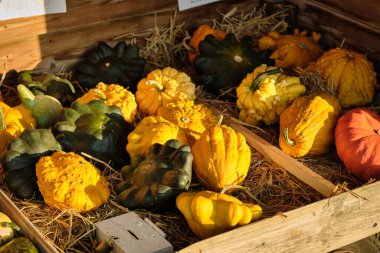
[0, 23, 379, 242]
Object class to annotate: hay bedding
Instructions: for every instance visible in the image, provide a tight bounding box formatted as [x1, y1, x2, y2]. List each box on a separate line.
[0, 3, 363, 252]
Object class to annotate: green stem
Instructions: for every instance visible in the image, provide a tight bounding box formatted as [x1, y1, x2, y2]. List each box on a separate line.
[17, 84, 36, 109]
[0, 107, 6, 130]
[250, 68, 284, 92]
[0, 222, 22, 235]
[146, 80, 164, 91]
[284, 128, 295, 146]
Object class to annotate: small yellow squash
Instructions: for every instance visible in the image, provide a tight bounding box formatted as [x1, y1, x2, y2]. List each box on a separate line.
[157, 100, 218, 145]
[176, 190, 262, 239]
[279, 92, 342, 157]
[308, 48, 378, 108]
[192, 122, 251, 191]
[0, 101, 36, 155]
[76, 82, 137, 123]
[126, 115, 188, 163]
[135, 67, 196, 116]
[36, 151, 110, 213]
[236, 64, 306, 125]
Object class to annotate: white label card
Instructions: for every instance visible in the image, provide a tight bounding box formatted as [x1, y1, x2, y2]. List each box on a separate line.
[0, 0, 67, 21]
[178, 0, 221, 11]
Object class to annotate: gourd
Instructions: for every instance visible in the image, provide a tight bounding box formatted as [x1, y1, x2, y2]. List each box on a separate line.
[194, 33, 274, 97]
[185, 24, 226, 64]
[135, 67, 196, 116]
[157, 100, 218, 145]
[19, 70, 77, 107]
[0, 237, 38, 253]
[117, 139, 192, 211]
[75, 82, 137, 123]
[126, 115, 188, 165]
[36, 151, 110, 213]
[54, 100, 134, 169]
[279, 92, 342, 157]
[0, 212, 21, 247]
[17, 84, 63, 129]
[258, 29, 323, 69]
[236, 64, 306, 125]
[307, 48, 378, 108]
[1, 129, 62, 199]
[75, 41, 146, 92]
[176, 190, 262, 239]
[0, 101, 36, 155]
[335, 108, 380, 181]
[191, 121, 251, 191]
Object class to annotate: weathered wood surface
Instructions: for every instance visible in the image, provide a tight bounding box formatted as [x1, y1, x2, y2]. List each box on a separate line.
[178, 180, 380, 253]
[0, 0, 252, 72]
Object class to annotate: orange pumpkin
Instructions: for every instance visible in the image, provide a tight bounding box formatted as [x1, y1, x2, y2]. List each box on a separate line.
[335, 108, 380, 181]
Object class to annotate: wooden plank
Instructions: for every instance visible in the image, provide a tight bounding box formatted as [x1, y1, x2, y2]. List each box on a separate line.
[0, 190, 59, 253]
[178, 180, 380, 253]
[230, 123, 336, 197]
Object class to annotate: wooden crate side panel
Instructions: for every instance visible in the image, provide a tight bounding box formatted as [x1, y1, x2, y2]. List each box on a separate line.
[178, 181, 380, 253]
[0, 0, 252, 72]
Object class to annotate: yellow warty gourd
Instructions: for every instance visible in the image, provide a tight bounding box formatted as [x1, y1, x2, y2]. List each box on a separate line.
[236, 64, 306, 125]
[176, 191, 262, 239]
[36, 151, 110, 213]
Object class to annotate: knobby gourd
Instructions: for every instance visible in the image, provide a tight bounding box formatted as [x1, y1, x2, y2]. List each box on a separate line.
[279, 92, 342, 157]
[36, 151, 110, 213]
[236, 64, 306, 125]
[135, 67, 196, 116]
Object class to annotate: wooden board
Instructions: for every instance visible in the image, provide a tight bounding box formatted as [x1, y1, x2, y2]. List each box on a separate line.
[178, 180, 380, 253]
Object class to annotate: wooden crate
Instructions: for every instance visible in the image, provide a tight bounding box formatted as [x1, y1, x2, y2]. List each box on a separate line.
[0, 0, 379, 252]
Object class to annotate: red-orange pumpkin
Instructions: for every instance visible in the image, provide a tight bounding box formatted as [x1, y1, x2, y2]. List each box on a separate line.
[334, 108, 380, 181]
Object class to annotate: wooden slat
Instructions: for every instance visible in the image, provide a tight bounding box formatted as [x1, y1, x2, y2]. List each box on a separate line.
[0, 190, 58, 253]
[178, 181, 380, 253]
[230, 123, 336, 197]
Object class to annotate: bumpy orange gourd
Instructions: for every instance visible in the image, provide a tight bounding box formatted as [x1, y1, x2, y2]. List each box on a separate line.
[187, 24, 226, 64]
[308, 48, 378, 108]
[191, 122, 251, 191]
[0, 101, 36, 155]
[135, 67, 196, 116]
[279, 92, 341, 157]
[258, 29, 323, 69]
[157, 100, 218, 145]
[176, 190, 262, 239]
[76, 82, 137, 123]
[335, 108, 380, 181]
[126, 115, 188, 164]
[36, 151, 110, 213]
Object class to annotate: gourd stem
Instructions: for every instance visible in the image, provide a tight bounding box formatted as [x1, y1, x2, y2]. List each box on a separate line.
[217, 115, 224, 125]
[0, 107, 6, 130]
[146, 80, 164, 91]
[233, 55, 243, 63]
[284, 128, 295, 146]
[250, 68, 284, 92]
[182, 34, 194, 53]
[95, 89, 107, 100]
[17, 84, 36, 109]
[375, 129, 380, 135]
